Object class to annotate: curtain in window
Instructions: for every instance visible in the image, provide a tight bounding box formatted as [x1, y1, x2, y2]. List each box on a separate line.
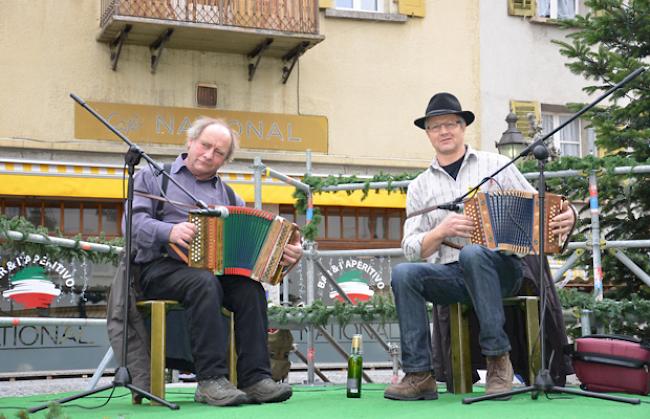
[557, 0, 575, 19]
[537, 0, 550, 17]
[559, 115, 580, 156]
[537, 0, 575, 18]
[542, 114, 554, 138]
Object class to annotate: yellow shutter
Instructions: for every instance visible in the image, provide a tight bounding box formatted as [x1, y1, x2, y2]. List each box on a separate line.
[509, 100, 541, 138]
[319, 0, 334, 8]
[508, 0, 536, 17]
[398, 0, 425, 17]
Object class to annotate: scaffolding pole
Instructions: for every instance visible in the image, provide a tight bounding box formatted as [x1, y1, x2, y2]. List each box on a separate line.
[0, 230, 122, 254]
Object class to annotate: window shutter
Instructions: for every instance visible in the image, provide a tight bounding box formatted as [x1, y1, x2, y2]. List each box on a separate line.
[509, 100, 541, 138]
[318, 0, 334, 8]
[508, 0, 536, 17]
[398, 0, 425, 17]
[196, 84, 218, 107]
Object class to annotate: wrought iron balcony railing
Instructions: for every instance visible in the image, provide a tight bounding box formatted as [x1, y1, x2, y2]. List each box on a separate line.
[100, 0, 320, 35]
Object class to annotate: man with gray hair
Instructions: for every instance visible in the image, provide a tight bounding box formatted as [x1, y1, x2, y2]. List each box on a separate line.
[129, 117, 303, 407]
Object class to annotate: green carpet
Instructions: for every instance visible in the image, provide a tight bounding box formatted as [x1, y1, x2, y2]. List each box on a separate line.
[1, 384, 648, 419]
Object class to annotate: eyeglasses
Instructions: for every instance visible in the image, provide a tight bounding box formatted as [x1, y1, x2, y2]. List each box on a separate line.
[425, 120, 462, 133]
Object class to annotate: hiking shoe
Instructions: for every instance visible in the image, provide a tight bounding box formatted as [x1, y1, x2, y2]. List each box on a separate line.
[384, 371, 438, 401]
[485, 352, 514, 400]
[195, 377, 249, 406]
[241, 378, 292, 403]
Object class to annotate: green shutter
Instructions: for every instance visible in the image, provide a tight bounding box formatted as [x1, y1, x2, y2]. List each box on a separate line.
[398, 0, 425, 17]
[508, 0, 536, 17]
[509, 100, 541, 138]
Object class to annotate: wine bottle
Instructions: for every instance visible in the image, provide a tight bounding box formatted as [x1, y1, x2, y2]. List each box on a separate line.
[346, 334, 363, 398]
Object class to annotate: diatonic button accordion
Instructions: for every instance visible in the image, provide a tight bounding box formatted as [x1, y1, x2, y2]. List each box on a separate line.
[464, 190, 565, 256]
[188, 206, 298, 285]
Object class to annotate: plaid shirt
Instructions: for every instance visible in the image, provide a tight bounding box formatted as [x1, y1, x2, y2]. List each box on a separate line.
[402, 146, 536, 264]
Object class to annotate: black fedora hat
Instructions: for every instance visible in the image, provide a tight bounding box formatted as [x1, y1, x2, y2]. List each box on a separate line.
[414, 92, 475, 130]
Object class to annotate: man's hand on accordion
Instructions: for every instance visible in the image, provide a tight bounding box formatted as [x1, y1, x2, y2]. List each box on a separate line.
[438, 213, 475, 239]
[549, 200, 576, 240]
[169, 221, 198, 249]
[421, 213, 475, 258]
[280, 229, 303, 273]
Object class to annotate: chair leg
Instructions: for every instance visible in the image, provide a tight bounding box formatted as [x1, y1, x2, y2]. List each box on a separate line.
[228, 313, 237, 386]
[449, 303, 473, 394]
[150, 301, 167, 401]
[523, 297, 541, 384]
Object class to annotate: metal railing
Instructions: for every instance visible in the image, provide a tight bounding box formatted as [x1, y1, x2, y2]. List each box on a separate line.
[100, 0, 320, 34]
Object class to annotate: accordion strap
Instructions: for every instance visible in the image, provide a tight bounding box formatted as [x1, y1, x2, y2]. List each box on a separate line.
[134, 190, 198, 209]
[169, 242, 189, 264]
[442, 240, 463, 250]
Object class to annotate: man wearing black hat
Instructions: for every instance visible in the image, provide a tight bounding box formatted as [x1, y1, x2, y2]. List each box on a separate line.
[384, 93, 575, 401]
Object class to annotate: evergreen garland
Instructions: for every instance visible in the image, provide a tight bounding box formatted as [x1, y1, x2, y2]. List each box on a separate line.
[0, 215, 123, 266]
[267, 295, 399, 328]
[559, 288, 650, 340]
[266, 290, 650, 340]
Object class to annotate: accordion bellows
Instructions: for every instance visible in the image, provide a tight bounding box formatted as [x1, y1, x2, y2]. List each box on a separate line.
[188, 207, 296, 285]
[464, 190, 564, 256]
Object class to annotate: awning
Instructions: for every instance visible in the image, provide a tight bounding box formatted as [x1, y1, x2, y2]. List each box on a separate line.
[0, 161, 406, 209]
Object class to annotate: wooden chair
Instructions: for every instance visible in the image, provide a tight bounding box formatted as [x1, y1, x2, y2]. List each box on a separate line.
[136, 300, 237, 401]
[448, 296, 541, 394]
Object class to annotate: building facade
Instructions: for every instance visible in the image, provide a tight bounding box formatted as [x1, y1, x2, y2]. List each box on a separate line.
[480, 0, 594, 157]
[0, 0, 480, 249]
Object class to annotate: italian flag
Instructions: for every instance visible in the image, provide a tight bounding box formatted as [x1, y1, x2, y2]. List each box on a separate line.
[3, 266, 61, 309]
[329, 269, 374, 304]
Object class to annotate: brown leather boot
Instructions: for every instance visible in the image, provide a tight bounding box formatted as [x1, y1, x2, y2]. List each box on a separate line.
[485, 352, 514, 399]
[384, 371, 438, 401]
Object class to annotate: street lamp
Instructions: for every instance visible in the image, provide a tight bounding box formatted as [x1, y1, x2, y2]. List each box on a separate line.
[495, 112, 529, 159]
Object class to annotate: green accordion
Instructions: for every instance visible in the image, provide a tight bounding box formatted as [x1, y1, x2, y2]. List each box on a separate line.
[188, 207, 297, 285]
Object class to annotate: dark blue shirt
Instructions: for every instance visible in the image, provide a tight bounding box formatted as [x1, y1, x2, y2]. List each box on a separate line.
[127, 153, 245, 264]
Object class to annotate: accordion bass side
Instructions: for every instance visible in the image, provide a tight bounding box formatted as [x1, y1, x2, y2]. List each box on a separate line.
[464, 190, 565, 256]
[187, 207, 298, 285]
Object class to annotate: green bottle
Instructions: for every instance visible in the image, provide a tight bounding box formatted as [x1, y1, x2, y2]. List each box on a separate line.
[346, 334, 363, 398]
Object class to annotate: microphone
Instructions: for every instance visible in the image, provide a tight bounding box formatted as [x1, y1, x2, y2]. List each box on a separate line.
[191, 206, 229, 218]
[437, 202, 464, 212]
[205, 206, 229, 218]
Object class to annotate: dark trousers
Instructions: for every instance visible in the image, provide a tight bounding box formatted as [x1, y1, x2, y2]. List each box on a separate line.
[139, 257, 272, 387]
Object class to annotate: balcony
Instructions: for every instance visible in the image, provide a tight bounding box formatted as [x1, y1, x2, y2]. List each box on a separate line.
[97, 0, 325, 77]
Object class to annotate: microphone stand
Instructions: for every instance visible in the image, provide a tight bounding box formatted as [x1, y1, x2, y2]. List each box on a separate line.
[458, 68, 646, 405]
[28, 94, 227, 413]
[462, 143, 639, 405]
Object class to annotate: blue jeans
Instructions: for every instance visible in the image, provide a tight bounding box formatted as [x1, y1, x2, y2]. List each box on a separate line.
[391, 244, 523, 373]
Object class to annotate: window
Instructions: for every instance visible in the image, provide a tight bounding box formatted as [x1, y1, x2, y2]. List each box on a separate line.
[541, 112, 584, 157]
[279, 205, 405, 250]
[64, 203, 81, 235]
[83, 205, 100, 235]
[508, 0, 586, 19]
[0, 198, 123, 238]
[335, 0, 383, 12]
[511, 100, 591, 157]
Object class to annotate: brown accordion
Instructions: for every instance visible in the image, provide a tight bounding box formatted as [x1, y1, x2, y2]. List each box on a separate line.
[187, 206, 297, 285]
[463, 190, 565, 256]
